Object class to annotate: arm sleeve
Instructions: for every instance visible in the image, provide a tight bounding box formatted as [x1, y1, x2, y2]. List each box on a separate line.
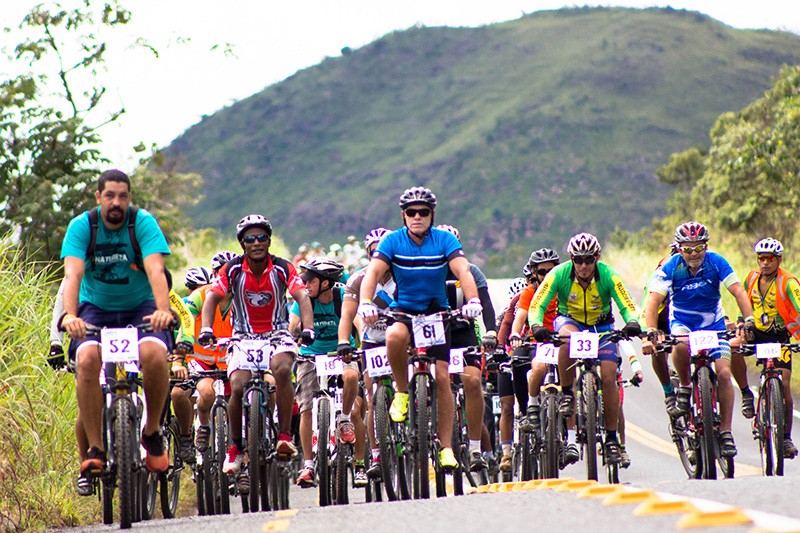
[606, 266, 639, 324]
[478, 285, 496, 332]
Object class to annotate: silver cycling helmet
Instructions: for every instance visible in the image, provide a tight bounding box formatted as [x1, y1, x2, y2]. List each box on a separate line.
[210, 250, 237, 271]
[436, 224, 460, 241]
[236, 214, 272, 242]
[364, 228, 390, 249]
[398, 186, 437, 209]
[300, 257, 345, 283]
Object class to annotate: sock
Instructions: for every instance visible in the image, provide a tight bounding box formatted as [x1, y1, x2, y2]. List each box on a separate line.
[501, 442, 512, 456]
[339, 413, 351, 422]
[662, 383, 674, 395]
[469, 439, 481, 453]
[562, 385, 573, 396]
[567, 429, 576, 444]
[528, 395, 539, 407]
[606, 431, 618, 442]
[741, 386, 753, 396]
[371, 448, 380, 460]
[304, 459, 314, 469]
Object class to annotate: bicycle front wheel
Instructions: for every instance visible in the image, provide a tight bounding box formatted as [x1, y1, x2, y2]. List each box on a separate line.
[764, 377, 785, 476]
[697, 366, 717, 480]
[334, 444, 350, 504]
[160, 418, 181, 518]
[114, 399, 136, 529]
[318, 397, 332, 506]
[247, 393, 263, 512]
[413, 374, 430, 499]
[214, 406, 231, 514]
[542, 393, 560, 479]
[581, 373, 599, 482]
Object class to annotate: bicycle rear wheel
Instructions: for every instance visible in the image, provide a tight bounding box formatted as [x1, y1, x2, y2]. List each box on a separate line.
[412, 374, 431, 499]
[114, 399, 135, 529]
[697, 366, 717, 480]
[542, 394, 560, 479]
[160, 419, 181, 518]
[334, 444, 350, 505]
[581, 374, 599, 482]
[318, 397, 332, 506]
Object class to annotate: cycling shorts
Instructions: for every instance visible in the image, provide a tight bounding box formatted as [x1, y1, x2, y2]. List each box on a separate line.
[670, 319, 731, 361]
[295, 358, 360, 412]
[553, 315, 618, 363]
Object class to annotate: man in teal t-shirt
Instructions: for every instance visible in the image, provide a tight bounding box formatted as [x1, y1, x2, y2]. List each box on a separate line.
[60, 169, 173, 489]
[288, 258, 357, 488]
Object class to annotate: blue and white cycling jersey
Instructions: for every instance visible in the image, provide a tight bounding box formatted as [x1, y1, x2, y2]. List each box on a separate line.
[650, 251, 739, 331]
[374, 226, 464, 313]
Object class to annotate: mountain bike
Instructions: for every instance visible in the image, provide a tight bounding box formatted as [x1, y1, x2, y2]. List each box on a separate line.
[226, 331, 293, 512]
[156, 377, 185, 519]
[449, 345, 485, 494]
[553, 329, 630, 484]
[382, 309, 462, 500]
[498, 346, 539, 482]
[529, 342, 565, 480]
[736, 342, 800, 476]
[363, 344, 412, 502]
[658, 330, 736, 480]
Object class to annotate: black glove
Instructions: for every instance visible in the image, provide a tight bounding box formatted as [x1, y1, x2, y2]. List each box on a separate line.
[198, 328, 216, 347]
[630, 372, 643, 386]
[47, 343, 65, 370]
[337, 342, 354, 361]
[530, 325, 550, 342]
[481, 333, 498, 351]
[300, 329, 315, 346]
[621, 320, 642, 338]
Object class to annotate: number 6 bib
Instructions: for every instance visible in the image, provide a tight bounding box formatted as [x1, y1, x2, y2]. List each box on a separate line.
[569, 331, 599, 359]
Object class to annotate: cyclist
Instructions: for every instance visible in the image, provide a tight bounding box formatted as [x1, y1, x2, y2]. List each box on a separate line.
[358, 187, 483, 470]
[338, 228, 393, 483]
[199, 215, 314, 477]
[438, 224, 498, 471]
[734, 238, 800, 458]
[289, 258, 358, 487]
[528, 233, 641, 464]
[639, 242, 682, 418]
[343, 234, 366, 274]
[61, 169, 175, 481]
[169, 264, 223, 464]
[641, 222, 756, 458]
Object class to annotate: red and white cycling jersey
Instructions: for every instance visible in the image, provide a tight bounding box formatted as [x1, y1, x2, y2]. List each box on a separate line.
[210, 254, 305, 334]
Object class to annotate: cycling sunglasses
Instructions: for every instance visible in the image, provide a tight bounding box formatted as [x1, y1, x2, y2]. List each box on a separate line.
[680, 244, 707, 254]
[536, 268, 553, 276]
[757, 254, 778, 263]
[571, 256, 597, 265]
[404, 207, 431, 218]
[242, 233, 269, 244]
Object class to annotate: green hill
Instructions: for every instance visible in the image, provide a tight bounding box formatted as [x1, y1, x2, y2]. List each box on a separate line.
[165, 6, 800, 276]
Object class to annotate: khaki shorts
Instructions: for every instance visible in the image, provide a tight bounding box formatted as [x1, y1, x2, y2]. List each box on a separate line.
[295, 358, 359, 412]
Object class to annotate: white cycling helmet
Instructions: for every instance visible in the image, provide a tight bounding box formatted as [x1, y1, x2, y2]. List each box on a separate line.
[436, 224, 460, 241]
[754, 238, 783, 257]
[508, 277, 528, 297]
[184, 266, 213, 290]
[210, 250, 237, 271]
[567, 233, 601, 256]
[674, 221, 709, 243]
[364, 228, 390, 249]
[300, 258, 345, 283]
[236, 214, 272, 242]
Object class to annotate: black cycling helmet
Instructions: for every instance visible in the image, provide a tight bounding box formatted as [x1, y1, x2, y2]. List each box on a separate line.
[398, 186, 437, 209]
[300, 258, 345, 283]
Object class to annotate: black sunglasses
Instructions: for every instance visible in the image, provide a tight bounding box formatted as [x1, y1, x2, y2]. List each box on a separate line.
[404, 207, 431, 218]
[536, 268, 553, 276]
[242, 233, 269, 244]
[572, 256, 597, 265]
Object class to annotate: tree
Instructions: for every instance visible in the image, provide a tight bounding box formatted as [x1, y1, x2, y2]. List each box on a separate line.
[0, 2, 201, 265]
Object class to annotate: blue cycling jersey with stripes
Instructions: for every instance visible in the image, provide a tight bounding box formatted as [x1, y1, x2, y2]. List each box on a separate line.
[373, 227, 464, 313]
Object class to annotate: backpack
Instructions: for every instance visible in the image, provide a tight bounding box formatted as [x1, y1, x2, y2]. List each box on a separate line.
[86, 206, 143, 271]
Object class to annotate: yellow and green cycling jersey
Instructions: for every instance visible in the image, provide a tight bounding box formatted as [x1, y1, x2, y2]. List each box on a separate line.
[170, 289, 195, 346]
[528, 260, 638, 327]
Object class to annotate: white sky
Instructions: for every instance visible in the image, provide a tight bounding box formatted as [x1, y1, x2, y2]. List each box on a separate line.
[3, 1, 799, 168]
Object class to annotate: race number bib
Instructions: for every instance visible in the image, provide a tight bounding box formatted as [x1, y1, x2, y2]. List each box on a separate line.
[412, 315, 446, 348]
[492, 395, 501, 415]
[756, 343, 781, 360]
[365, 347, 392, 378]
[535, 343, 558, 365]
[689, 331, 719, 355]
[315, 355, 344, 376]
[230, 339, 273, 371]
[448, 348, 465, 374]
[569, 332, 599, 359]
[101, 327, 140, 363]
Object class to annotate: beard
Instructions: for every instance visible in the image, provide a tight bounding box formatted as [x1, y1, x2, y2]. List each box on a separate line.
[106, 207, 125, 224]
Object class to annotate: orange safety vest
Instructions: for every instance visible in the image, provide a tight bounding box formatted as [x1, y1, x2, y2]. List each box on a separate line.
[745, 267, 800, 340]
[187, 285, 233, 367]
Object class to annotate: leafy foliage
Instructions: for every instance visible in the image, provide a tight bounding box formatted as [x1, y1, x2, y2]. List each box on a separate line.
[164, 7, 800, 275]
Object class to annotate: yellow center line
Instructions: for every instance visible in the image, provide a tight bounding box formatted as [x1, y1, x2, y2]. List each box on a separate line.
[625, 421, 761, 476]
